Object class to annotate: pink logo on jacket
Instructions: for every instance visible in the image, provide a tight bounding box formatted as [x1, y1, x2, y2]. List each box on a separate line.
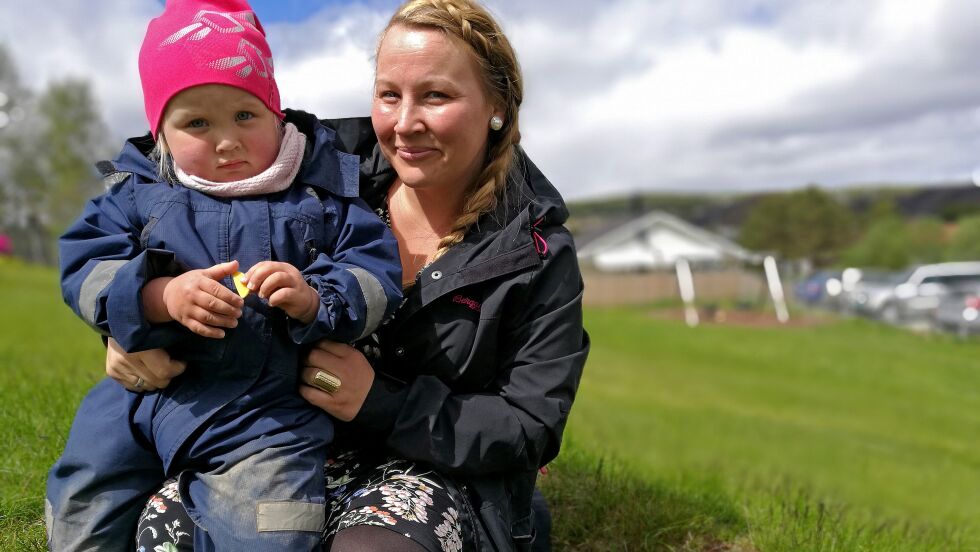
[452, 294, 481, 312]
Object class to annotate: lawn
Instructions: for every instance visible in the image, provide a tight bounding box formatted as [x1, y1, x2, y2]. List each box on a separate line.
[550, 306, 979, 550]
[1, 260, 978, 550]
[0, 259, 107, 550]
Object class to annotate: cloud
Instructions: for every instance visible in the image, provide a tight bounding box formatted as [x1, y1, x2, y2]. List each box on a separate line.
[268, 4, 390, 118]
[1, 0, 977, 200]
[0, 1, 155, 137]
[509, 0, 980, 198]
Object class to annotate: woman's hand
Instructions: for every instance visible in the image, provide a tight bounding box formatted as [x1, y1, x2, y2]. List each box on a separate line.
[300, 341, 374, 422]
[106, 338, 187, 392]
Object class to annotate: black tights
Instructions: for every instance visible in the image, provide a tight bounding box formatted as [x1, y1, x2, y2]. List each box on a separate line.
[325, 525, 429, 552]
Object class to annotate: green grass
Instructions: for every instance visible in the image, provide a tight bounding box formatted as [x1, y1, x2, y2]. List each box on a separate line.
[558, 306, 979, 550]
[1, 261, 978, 550]
[0, 259, 106, 550]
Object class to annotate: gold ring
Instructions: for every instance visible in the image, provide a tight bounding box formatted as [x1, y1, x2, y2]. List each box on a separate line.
[312, 370, 341, 394]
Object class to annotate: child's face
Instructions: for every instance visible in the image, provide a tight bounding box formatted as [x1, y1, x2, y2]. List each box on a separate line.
[160, 84, 281, 183]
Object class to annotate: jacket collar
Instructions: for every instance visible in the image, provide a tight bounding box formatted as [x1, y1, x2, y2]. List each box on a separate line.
[105, 110, 359, 198]
[285, 109, 360, 198]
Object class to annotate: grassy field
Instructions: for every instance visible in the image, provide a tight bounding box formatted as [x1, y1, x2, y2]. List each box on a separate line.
[550, 306, 979, 550]
[0, 260, 107, 550]
[1, 260, 978, 550]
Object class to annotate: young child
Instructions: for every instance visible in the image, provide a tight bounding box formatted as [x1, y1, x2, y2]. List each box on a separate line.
[45, 1, 401, 550]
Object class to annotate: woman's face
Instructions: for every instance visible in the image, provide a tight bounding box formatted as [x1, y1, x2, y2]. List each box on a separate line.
[372, 25, 499, 194]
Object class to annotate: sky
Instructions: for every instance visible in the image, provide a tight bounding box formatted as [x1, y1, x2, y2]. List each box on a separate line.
[1, 0, 979, 201]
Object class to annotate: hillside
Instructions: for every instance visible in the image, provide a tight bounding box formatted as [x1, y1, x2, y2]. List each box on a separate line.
[567, 182, 980, 246]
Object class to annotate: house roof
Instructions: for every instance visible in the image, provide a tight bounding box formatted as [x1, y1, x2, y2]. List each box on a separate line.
[577, 210, 762, 267]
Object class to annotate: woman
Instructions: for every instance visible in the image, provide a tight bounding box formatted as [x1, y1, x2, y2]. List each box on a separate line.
[110, 0, 588, 550]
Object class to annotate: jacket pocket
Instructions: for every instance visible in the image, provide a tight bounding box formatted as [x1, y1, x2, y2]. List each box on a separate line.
[167, 332, 230, 364]
[270, 187, 331, 265]
[139, 215, 160, 250]
[478, 503, 515, 552]
[511, 513, 534, 551]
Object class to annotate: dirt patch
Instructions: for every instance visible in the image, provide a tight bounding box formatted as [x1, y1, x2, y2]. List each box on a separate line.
[649, 307, 835, 328]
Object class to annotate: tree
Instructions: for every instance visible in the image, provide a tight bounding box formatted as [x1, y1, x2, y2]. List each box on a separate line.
[739, 186, 857, 266]
[840, 216, 910, 269]
[905, 217, 946, 265]
[946, 215, 980, 261]
[0, 42, 111, 264]
[37, 80, 110, 235]
[0, 42, 46, 261]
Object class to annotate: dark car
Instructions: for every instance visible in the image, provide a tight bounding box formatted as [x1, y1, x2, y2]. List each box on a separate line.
[794, 270, 843, 307]
[932, 285, 980, 337]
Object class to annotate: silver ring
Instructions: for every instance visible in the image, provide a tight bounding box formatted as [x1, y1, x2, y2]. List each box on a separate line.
[134, 376, 145, 390]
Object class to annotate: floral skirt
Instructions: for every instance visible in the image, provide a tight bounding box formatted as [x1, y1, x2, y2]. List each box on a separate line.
[135, 452, 476, 552]
[324, 450, 476, 551]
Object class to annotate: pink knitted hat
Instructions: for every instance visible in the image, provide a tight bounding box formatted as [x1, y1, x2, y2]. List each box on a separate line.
[139, 0, 284, 136]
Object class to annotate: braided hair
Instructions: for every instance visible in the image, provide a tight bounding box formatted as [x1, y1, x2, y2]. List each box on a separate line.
[380, 0, 523, 252]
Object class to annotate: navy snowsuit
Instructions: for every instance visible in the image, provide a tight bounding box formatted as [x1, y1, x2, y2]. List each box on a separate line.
[46, 112, 402, 551]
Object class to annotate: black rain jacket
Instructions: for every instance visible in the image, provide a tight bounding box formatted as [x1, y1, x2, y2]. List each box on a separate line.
[323, 116, 590, 551]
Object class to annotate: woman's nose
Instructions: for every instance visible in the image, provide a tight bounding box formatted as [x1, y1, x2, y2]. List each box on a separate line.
[393, 103, 424, 134]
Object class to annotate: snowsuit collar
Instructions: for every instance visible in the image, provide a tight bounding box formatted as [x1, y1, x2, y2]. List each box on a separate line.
[102, 110, 359, 199]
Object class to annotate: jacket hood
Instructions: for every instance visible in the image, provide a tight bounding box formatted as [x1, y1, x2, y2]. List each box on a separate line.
[504, 147, 569, 228]
[97, 134, 159, 183]
[102, 110, 358, 198]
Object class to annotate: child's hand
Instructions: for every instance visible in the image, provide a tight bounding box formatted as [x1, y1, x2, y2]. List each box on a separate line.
[161, 261, 244, 338]
[242, 261, 320, 323]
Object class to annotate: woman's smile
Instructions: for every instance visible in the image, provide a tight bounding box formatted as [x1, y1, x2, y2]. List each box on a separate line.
[396, 146, 438, 161]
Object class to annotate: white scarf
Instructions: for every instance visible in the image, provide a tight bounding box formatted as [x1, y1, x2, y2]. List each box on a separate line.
[175, 122, 307, 198]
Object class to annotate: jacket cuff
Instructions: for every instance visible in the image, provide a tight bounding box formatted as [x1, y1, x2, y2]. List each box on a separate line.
[350, 373, 409, 436]
[105, 248, 186, 351]
[286, 297, 357, 345]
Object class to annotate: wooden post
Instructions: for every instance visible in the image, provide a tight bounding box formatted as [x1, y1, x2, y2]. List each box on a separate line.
[675, 258, 699, 327]
[763, 255, 790, 323]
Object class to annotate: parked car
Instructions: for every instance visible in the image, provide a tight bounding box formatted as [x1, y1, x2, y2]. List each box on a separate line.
[845, 269, 905, 316]
[847, 262, 980, 325]
[932, 285, 980, 337]
[794, 270, 843, 306]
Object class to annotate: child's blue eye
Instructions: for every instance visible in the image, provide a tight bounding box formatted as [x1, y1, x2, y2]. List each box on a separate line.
[236, 111, 254, 121]
[187, 119, 207, 128]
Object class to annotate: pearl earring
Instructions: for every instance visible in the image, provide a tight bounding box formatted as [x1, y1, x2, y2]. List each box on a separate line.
[489, 115, 504, 131]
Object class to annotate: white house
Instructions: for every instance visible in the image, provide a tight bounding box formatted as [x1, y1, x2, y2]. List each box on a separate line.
[577, 210, 761, 271]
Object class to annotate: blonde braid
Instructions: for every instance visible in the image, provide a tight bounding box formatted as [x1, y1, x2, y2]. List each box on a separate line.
[382, 0, 524, 253]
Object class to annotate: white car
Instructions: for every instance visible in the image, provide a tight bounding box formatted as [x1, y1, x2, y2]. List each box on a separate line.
[847, 262, 980, 325]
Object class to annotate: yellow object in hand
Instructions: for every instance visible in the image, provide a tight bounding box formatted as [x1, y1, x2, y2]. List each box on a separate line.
[232, 271, 250, 298]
